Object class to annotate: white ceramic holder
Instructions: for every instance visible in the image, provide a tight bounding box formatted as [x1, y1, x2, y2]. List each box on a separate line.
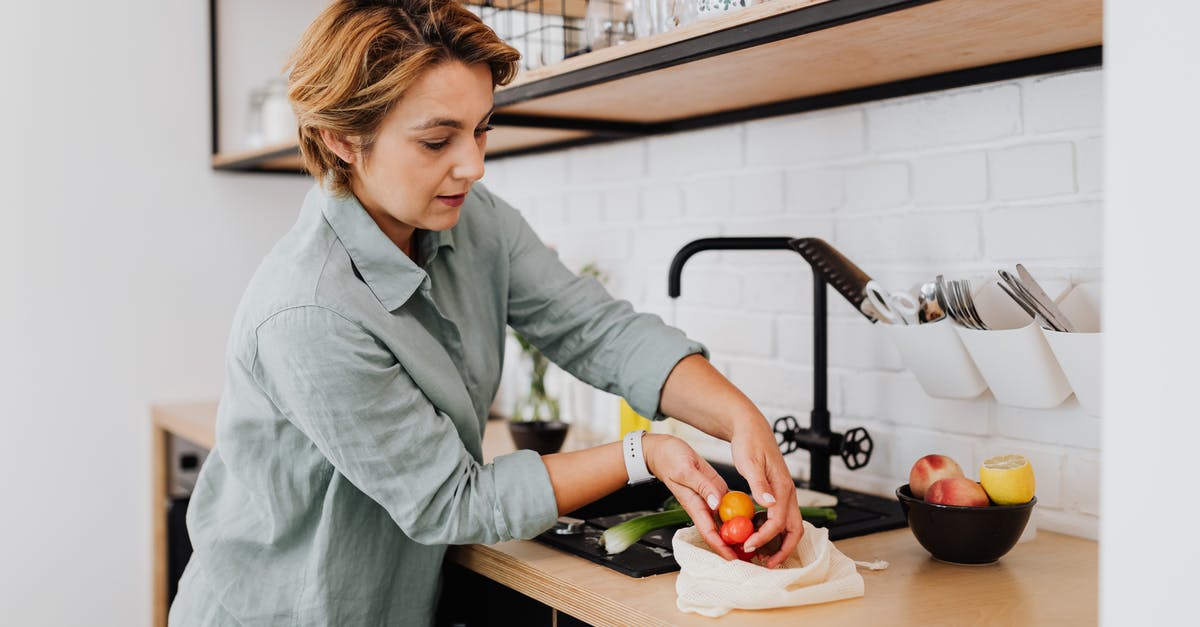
[955, 280, 1073, 409]
[881, 317, 988, 399]
[1041, 282, 1103, 416]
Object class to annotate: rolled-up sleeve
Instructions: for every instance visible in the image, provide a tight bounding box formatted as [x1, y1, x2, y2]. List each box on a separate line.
[486, 189, 707, 420]
[250, 305, 558, 545]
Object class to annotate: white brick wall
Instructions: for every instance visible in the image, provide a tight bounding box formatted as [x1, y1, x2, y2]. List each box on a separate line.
[1024, 71, 1104, 133]
[867, 85, 1021, 151]
[484, 68, 1103, 539]
[843, 162, 910, 212]
[912, 150, 988, 206]
[784, 167, 842, 213]
[746, 107, 864, 165]
[990, 142, 1076, 200]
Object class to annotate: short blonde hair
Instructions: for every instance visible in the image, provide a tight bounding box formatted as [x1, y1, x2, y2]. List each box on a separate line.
[287, 0, 520, 195]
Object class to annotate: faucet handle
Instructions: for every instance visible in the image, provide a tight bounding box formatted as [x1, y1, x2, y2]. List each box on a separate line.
[839, 427, 873, 470]
[773, 415, 803, 455]
[772, 416, 874, 471]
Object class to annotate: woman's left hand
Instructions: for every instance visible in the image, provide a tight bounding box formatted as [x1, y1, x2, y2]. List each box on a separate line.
[641, 434, 738, 561]
[729, 418, 803, 568]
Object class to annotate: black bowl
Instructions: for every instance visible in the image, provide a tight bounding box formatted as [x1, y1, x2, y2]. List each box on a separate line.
[508, 420, 569, 455]
[896, 484, 1035, 565]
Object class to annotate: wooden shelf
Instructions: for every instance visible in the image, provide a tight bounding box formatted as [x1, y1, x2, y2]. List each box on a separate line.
[212, 0, 1102, 172]
[211, 141, 305, 174]
[151, 401, 218, 449]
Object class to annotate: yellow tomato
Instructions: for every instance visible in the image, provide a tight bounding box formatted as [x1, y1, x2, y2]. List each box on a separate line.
[718, 490, 755, 522]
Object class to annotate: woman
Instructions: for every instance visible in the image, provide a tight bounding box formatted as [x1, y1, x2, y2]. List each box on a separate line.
[171, 1, 802, 625]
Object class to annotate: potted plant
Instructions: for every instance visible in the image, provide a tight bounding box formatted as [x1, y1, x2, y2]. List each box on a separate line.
[507, 263, 608, 454]
[507, 333, 570, 455]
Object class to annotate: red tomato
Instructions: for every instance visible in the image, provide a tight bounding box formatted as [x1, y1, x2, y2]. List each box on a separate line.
[719, 516, 754, 545]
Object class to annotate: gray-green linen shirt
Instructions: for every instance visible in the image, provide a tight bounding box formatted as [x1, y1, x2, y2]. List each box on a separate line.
[169, 182, 703, 626]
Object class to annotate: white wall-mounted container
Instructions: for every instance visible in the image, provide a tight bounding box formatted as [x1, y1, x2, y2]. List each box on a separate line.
[1042, 282, 1103, 416]
[881, 317, 988, 399]
[955, 280, 1073, 409]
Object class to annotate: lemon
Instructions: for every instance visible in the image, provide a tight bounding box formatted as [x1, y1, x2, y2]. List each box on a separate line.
[979, 454, 1035, 505]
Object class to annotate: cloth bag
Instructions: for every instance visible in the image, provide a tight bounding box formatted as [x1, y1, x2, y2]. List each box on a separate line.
[672, 521, 864, 617]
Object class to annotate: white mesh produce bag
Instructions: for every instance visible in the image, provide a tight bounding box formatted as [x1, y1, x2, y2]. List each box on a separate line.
[672, 521, 864, 617]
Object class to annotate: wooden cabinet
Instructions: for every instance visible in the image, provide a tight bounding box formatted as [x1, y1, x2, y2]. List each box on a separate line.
[151, 401, 1098, 626]
[210, 0, 1102, 173]
[150, 402, 218, 627]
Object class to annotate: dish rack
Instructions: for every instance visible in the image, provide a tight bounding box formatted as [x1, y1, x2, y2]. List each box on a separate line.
[467, 1, 589, 71]
[468, 0, 752, 71]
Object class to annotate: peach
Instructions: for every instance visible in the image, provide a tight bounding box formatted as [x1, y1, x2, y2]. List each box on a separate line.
[926, 477, 990, 507]
[908, 454, 965, 499]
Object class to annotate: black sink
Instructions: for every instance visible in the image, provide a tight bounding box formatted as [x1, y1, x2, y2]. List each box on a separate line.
[534, 461, 906, 577]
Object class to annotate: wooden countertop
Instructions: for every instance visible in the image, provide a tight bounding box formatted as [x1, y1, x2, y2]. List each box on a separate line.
[152, 402, 1097, 625]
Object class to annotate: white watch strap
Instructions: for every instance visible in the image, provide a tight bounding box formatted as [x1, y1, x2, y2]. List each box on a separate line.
[623, 429, 655, 485]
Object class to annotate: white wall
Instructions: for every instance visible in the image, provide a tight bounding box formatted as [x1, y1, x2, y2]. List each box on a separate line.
[0, 2, 313, 625]
[486, 68, 1105, 539]
[1103, 1, 1200, 624]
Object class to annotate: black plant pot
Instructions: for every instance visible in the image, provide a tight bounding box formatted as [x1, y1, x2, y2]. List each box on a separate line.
[508, 420, 570, 455]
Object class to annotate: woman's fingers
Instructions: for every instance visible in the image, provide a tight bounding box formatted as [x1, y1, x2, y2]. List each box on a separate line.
[765, 523, 804, 569]
[667, 479, 736, 560]
[670, 452, 736, 560]
[742, 508, 784, 553]
[644, 435, 738, 560]
[751, 465, 805, 567]
[689, 455, 730, 510]
[729, 436, 810, 566]
[646, 435, 728, 508]
[741, 465, 777, 508]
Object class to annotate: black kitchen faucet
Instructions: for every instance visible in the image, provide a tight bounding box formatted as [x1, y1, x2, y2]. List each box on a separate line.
[667, 236, 875, 494]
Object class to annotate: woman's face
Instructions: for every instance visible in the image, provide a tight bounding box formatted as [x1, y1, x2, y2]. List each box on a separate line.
[345, 60, 494, 246]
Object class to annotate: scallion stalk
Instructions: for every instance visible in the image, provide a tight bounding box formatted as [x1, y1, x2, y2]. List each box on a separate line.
[796, 506, 838, 523]
[600, 509, 692, 554]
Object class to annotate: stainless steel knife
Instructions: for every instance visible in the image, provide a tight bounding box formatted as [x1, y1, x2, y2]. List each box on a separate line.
[1015, 264, 1077, 332]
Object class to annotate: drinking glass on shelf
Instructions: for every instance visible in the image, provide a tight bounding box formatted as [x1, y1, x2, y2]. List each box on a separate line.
[260, 78, 296, 146]
[631, 0, 699, 39]
[585, 0, 637, 51]
[243, 87, 267, 150]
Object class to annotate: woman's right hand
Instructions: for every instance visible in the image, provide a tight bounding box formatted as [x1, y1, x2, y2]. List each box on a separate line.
[642, 434, 737, 561]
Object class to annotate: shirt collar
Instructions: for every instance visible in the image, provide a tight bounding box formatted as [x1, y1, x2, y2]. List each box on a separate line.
[420, 224, 456, 266]
[314, 185, 455, 312]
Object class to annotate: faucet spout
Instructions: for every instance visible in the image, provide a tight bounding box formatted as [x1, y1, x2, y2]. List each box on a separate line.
[667, 237, 794, 298]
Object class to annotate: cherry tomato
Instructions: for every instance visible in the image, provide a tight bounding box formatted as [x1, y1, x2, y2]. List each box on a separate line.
[719, 515, 754, 545]
[718, 490, 755, 522]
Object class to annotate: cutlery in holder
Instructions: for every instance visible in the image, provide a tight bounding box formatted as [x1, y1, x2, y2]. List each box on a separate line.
[954, 280, 1073, 409]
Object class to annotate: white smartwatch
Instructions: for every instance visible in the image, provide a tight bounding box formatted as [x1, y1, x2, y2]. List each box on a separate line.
[623, 429, 656, 485]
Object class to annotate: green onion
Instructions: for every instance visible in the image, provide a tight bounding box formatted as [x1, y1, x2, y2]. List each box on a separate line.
[601, 509, 692, 554]
[796, 506, 837, 523]
[600, 505, 838, 554]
